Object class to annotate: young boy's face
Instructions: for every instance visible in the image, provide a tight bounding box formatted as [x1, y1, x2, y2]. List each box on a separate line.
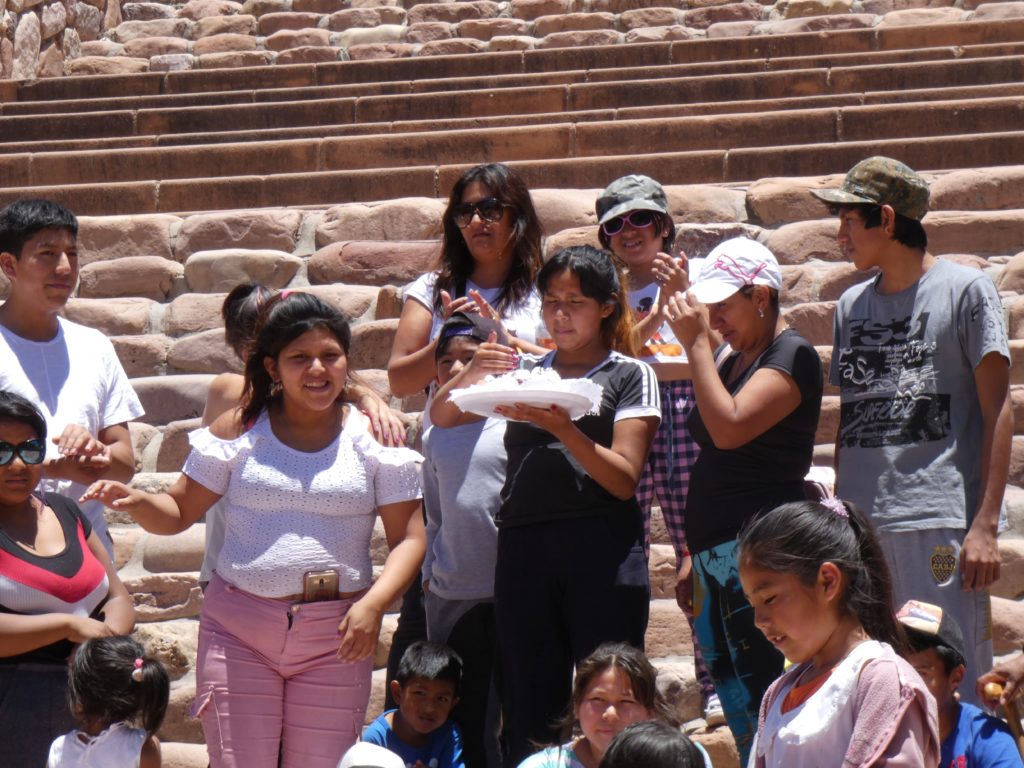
[390, 676, 459, 736]
[907, 647, 964, 708]
[1, 226, 78, 312]
[436, 336, 481, 386]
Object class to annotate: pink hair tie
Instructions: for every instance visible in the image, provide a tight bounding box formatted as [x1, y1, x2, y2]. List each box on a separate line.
[821, 496, 848, 518]
[131, 658, 144, 682]
[280, 289, 293, 299]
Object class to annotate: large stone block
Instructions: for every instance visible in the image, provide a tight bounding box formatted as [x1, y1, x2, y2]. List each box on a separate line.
[407, 0, 499, 24]
[674, 223, 763, 262]
[487, 34, 536, 50]
[992, 538, 1024, 600]
[537, 29, 621, 47]
[123, 2, 176, 21]
[162, 742, 210, 768]
[349, 318, 399, 371]
[162, 674, 204, 743]
[192, 31, 257, 54]
[111, 523, 146, 569]
[140, 524, 206, 572]
[163, 292, 227, 337]
[746, 175, 845, 226]
[648, 544, 678, 600]
[176, 210, 303, 260]
[304, 284, 378, 321]
[193, 12, 255, 35]
[260, 11, 323, 34]
[111, 334, 171, 377]
[197, 48, 273, 66]
[773, 0, 853, 18]
[40, 1, 67, 38]
[168, 328, 240, 375]
[108, 17, 193, 42]
[764, 220, 842, 265]
[316, 198, 445, 247]
[625, 24, 698, 41]
[619, 7, 684, 29]
[68, 54, 151, 74]
[132, 374, 215, 425]
[684, 0, 762, 27]
[666, 185, 747, 225]
[326, 6, 404, 29]
[265, 25, 330, 49]
[334, 23, 404, 47]
[543, 225, 602, 260]
[78, 214, 180, 265]
[78, 256, 184, 300]
[133, 617, 200, 680]
[65, 296, 156, 335]
[693, 727, 740, 768]
[155, 417, 204, 472]
[510, 0, 576, 20]
[308, 240, 439, 287]
[926, 211, 1024, 258]
[817, 262, 874, 301]
[531, 188, 599, 237]
[183, 249, 302, 293]
[534, 11, 615, 34]
[993, 595, 1024, 654]
[73, 2, 103, 39]
[645, 598, 693, 657]
[178, 0, 244, 20]
[929, 167, 1024, 212]
[123, 571, 203, 621]
[35, 40, 63, 77]
[783, 300, 835, 346]
[457, 17, 529, 39]
[123, 35, 192, 57]
[405, 21, 453, 43]
[12, 10, 40, 80]
[972, 2, 1024, 19]
[346, 42, 414, 58]
[876, 5, 963, 24]
[653, 657, 701, 723]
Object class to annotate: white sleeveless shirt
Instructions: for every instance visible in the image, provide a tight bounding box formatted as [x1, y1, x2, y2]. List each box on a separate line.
[47, 723, 147, 767]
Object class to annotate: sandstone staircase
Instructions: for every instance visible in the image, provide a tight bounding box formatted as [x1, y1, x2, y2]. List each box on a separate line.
[3, 5, 1024, 767]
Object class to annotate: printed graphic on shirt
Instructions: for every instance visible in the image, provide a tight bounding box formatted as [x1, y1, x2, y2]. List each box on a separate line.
[630, 285, 686, 364]
[835, 312, 950, 448]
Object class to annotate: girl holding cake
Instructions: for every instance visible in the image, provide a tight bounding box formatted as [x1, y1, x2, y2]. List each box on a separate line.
[431, 245, 660, 766]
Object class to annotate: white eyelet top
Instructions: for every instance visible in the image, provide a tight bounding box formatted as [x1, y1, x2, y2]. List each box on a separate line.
[183, 409, 423, 598]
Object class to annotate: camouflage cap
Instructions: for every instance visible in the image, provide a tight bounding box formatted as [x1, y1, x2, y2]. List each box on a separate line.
[596, 174, 669, 225]
[811, 156, 930, 221]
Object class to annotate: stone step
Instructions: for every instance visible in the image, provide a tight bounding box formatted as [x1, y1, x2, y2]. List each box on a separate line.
[8, 16, 1023, 102]
[1, 105, 1022, 211]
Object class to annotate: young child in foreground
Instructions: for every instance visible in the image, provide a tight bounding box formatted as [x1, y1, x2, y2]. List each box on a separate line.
[738, 499, 940, 767]
[47, 636, 170, 767]
[598, 721, 707, 768]
[899, 599, 1023, 768]
[516, 643, 711, 768]
[363, 641, 465, 768]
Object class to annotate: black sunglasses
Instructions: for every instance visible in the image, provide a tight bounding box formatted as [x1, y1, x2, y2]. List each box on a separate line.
[0, 438, 46, 467]
[452, 198, 510, 228]
[600, 209, 659, 237]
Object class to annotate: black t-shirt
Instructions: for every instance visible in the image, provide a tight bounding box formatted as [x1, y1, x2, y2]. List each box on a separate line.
[685, 330, 823, 552]
[496, 351, 660, 529]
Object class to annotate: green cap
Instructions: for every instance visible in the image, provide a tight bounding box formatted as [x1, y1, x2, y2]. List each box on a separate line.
[812, 156, 930, 221]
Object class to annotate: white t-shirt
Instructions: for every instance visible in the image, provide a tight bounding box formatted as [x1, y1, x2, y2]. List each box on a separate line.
[628, 282, 688, 365]
[403, 271, 544, 344]
[183, 408, 423, 598]
[47, 722, 147, 767]
[0, 318, 144, 554]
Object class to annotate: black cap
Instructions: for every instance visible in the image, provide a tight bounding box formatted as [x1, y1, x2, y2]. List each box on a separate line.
[897, 599, 967, 667]
[435, 311, 509, 360]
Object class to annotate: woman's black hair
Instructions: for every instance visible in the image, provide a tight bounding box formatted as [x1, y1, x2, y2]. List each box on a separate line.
[558, 642, 678, 743]
[538, 246, 638, 357]
[598, 212, 676, 255]
[68, 636, 170, 736]
[240, 292, 352, 425]
[222, 282, 276, 359]
[737, 499, 908, 654]
[598, 721, 705, 768]
[436, 162, 543, 315]
[0, 390, 46, 441]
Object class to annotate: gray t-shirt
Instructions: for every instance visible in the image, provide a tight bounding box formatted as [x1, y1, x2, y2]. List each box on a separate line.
[421, 417, 506, 600]
[831, 258, 1009, 531]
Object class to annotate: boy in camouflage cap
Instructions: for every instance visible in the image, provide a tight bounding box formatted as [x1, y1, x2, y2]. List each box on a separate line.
[818, 157, 1012, 705]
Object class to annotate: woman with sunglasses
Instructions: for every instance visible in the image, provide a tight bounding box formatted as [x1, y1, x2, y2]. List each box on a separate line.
[0, 390, 134, 766]
[662, 237, 823, 767]
[388, 162, 546, 400]
[595, 175, 722, 728]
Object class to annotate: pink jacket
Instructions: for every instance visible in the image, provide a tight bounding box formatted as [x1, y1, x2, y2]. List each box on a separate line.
[753, 642, 940, 768]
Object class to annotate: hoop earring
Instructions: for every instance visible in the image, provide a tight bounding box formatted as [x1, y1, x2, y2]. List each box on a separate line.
[270, 380, 282, 397]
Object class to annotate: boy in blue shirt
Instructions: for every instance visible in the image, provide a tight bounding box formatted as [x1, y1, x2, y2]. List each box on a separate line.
[899, 600, 1023, 767]
[363, 641, 464, 768]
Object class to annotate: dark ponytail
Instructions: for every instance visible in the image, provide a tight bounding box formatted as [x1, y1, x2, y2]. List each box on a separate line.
[737, 499, 908, 654]
[68, 636, 170, 737]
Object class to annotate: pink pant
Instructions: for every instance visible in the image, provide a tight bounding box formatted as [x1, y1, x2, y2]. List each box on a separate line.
[193, 575, 372, 768]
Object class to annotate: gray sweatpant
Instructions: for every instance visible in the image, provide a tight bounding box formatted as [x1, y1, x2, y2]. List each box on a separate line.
[879, 527, 992, 706]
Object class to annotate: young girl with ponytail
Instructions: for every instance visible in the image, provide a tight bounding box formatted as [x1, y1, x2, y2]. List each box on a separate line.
[47, 636, 170, 767]
[737, 499, 940, 767]
[433, 246, 660, 764]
